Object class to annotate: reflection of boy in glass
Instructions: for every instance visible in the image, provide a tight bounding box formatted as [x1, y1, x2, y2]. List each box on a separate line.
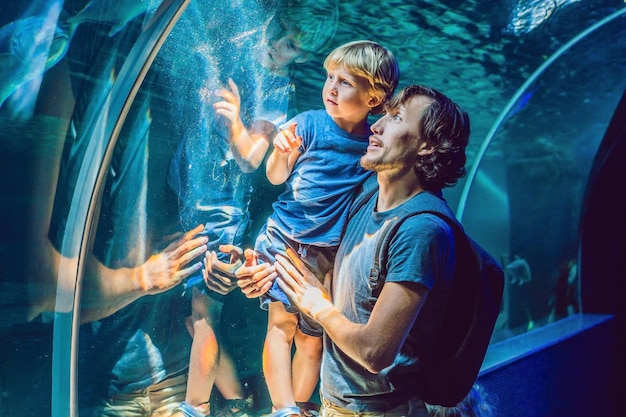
[168, 2, 339, 416]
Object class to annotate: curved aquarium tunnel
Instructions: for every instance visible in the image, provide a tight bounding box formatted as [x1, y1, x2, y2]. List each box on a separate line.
[0, 0, 625, 416]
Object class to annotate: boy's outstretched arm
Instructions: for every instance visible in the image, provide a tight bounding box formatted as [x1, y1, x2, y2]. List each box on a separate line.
[214, 78, 271, 173]
[266, 123, 301, 184]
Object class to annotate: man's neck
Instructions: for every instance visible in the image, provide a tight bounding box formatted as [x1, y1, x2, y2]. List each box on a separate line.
[375, 170, 424, 212]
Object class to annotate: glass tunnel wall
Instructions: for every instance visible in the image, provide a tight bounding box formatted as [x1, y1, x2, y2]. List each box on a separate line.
[0, 0, 625, 416]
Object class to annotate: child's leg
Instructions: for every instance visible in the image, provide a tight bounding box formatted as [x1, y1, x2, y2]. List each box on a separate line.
[264, 301, 299, 412]
[214, 348, 253, 416]
[292, 328, 322, 404]
[184, 288, 221, 411]
[214, 348, 244, 399]
[186, 288, 252, 417]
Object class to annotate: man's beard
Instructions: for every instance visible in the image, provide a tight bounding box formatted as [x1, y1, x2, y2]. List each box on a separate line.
[360, 154, 387, 171]
[360, 148, 415, 172]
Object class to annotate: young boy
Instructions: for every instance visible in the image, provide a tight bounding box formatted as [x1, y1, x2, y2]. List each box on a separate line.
[254, 40, 399, 417]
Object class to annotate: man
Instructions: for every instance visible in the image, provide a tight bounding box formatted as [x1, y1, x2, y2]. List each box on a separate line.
[272, 84, 471, 416]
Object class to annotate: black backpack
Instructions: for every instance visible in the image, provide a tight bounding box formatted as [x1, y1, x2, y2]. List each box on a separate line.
[349, 178, 504, 407]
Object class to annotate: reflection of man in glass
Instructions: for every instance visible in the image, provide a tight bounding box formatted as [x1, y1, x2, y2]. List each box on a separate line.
[33, 4, 212, 417]
[165, 1, 338, 415]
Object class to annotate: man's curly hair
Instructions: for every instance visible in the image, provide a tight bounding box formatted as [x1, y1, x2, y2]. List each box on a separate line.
[385, 84, 470, 191]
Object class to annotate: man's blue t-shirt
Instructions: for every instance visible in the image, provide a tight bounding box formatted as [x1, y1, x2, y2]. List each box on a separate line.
[321, 190, 457, 411]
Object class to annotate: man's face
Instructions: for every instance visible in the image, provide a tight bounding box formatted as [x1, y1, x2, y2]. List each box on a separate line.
[361, 95, 432, 172]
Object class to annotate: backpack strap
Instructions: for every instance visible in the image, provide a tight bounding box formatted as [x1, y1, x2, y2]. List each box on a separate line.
[368, 217, 400, 300]
[347, 172, 378, 222]
[369, 206, 468, 301]
[347, 182, 468, 300]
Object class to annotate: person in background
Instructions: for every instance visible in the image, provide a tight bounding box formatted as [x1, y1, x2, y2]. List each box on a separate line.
[169, 2, 339, 416]
[272, 84, 470, 416]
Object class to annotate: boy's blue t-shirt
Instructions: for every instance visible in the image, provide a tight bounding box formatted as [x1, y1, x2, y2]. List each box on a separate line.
[268, 109, 371, 247]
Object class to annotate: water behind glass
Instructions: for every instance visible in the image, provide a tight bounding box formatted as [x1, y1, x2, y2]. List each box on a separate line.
[0, 0, 625, 415]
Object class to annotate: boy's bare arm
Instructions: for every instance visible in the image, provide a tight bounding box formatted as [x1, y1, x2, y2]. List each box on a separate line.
[266, 123, 300, 184]
[213, 79, 271, 173]
[231, 119, 273, 173]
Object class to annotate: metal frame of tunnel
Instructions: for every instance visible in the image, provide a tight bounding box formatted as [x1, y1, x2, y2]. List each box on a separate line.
[51, 1, 190, 416]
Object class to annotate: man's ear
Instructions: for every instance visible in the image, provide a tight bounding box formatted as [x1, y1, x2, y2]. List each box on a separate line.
[417, 142, 435, 156]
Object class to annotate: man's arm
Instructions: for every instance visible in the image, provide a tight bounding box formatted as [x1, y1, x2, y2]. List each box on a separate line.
[275, 251, 429, 374]
[316, 281, 427, 373]
[80, 225, 208, 322]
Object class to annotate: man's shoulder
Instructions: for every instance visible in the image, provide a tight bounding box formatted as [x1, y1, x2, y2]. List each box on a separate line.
[395, 211, 453, 241]
[402, 191, 457, 222]
[391, 192, 458, 239]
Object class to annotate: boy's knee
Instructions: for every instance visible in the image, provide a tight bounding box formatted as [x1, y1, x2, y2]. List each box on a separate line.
[295, 332, 323, 358]
[268, 303, 299, 334]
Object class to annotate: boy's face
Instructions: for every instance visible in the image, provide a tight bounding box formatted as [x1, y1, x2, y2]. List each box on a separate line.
[258, 32, 307, 71]
[322, 64, 379, 123]
[259, 16, 308, 72]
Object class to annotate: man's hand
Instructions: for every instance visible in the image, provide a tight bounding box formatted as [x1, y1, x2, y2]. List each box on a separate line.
[275, 248, 333, 321]
[140, 224, 208, 294]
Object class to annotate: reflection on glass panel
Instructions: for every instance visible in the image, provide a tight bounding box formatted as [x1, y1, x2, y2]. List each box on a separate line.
[76, 1, 339, 416]
[0, 0, 625, 415]
[0, 0, 169, 415]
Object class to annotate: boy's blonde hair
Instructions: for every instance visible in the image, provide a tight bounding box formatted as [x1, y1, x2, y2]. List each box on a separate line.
[323, 40, 399, 114]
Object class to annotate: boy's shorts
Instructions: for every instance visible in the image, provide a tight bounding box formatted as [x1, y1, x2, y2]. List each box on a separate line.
[181, 205, 249, 302]
[255, 219, 336, 337]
